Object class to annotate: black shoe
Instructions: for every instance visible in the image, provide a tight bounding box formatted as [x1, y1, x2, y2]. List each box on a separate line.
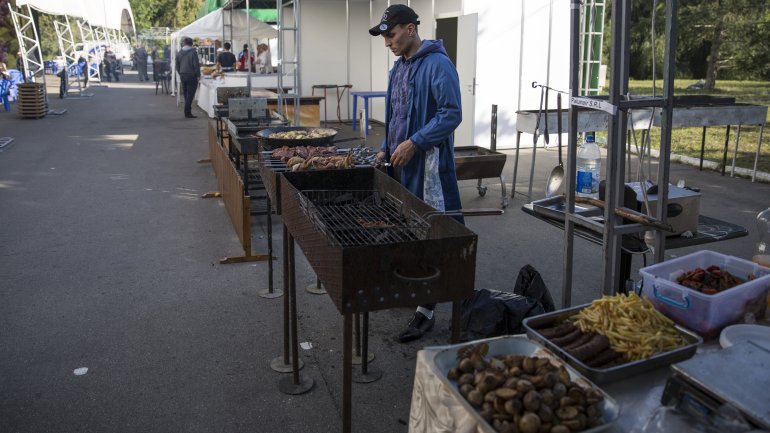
[185, 114, 197, 118]
[398, 312, 435, 343]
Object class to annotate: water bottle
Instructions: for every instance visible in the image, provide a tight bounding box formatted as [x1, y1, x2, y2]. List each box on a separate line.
[576, 134, 601, 198]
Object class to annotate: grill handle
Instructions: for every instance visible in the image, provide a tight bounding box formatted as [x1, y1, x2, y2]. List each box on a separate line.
[393, 266, 441, 283]
[423, 208, 504, 219]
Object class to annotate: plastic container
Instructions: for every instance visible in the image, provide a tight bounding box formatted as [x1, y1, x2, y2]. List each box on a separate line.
[639, 250, 770, 336]
[576, 133, 601, 198]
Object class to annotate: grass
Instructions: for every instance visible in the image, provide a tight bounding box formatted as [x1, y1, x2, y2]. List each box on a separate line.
[597, 80, 770, 175]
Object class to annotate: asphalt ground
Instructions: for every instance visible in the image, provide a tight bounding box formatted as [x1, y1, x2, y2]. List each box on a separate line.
[1, 70, 768, 433]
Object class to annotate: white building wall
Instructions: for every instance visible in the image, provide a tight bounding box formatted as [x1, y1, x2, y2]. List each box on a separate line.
[298, 0, 349, 121]
[295, 0, 571, 146]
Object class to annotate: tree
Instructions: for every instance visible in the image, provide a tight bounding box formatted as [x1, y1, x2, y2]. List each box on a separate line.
[0, 0, 18, 65]
[128, 0, 202, 31]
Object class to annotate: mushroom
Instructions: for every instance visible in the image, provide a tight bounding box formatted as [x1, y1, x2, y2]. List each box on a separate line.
[559, 396, 578, 408]
[459, 383, 474, 398]
[552, 383, 567, 399]
[538, 405, 554, 423]
[496, 387, 518, 400]
[540, 389, 555, 407]
[567, 387, 586, 406]
[458, 373, 474, 386]
[518, 412, 541, 433]
[555, 405, 579, 420]
[480, 402, 494, 422]
[447, 367, 460, 381]
[459, 357, 474, 373]
[522, 357, 537, 374]
[516, 379, 535, 393]
[550, 425, 570, 433]
[504, 398, 523, 416]
[467, 389, 483, 407]
[523, 390, 542, 412]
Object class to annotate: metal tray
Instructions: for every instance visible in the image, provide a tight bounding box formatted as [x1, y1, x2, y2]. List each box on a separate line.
[524, 305, 703, 384]
[426, 335, 619, 433]
[530, 195, 603, 223]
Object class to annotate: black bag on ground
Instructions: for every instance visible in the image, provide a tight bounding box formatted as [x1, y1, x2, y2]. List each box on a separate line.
[460, 265, 556, 342]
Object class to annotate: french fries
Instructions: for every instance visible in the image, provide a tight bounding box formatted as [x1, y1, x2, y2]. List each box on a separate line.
[572, 293, 687, 361]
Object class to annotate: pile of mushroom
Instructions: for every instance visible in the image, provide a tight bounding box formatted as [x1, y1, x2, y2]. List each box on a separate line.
[447, 343, 605, 433]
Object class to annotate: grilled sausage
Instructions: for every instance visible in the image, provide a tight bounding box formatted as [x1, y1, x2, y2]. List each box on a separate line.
[550, 328, 583, 346]
[563, 332, 595, 351]
[586, 348, 623, 368]
[537, 322, 577, 339]
[568, 334, 610, 361]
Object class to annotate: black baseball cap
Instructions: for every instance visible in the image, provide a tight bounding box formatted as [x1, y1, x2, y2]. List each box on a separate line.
[369, 4, 420, 36]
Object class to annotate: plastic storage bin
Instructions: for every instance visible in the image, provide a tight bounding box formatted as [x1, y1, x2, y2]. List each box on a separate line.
[639, 250, 770, 336]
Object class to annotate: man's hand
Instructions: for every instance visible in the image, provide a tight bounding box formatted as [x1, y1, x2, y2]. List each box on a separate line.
[391, 139, 417, 167]
[376, 151, 386, 162]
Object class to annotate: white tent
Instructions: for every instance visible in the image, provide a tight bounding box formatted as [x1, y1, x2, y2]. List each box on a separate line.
[172, 8, 276, 41]
[170, 8, 278, 94]
[16, 0, 135, 32]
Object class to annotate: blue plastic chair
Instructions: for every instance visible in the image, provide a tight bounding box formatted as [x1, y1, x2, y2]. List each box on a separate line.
[0, 79, 11, 112]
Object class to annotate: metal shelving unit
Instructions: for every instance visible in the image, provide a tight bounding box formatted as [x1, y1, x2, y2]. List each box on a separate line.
[561, 0, 678, 305]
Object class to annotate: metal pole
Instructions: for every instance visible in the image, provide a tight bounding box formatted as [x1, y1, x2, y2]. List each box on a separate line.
[753, 124, 765, 182]
[562, 0, 581, 308]
[730, 124, 742, 177]
[247, 0, 251, 91]
[653, 0, 678, 263]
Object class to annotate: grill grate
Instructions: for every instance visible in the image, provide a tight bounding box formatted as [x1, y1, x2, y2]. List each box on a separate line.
[298, 190, 430, 247]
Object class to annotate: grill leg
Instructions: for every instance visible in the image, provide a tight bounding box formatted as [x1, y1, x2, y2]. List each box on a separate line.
[278, 233, 313, 394]
[270, 225, 301, 373]
[343, 312, 353, 433]
[511, 131, 522, 199]
[259, 196, 283, 299]
[352, 311, 382, 383]
[451, 301, 461, 343]
[306, 276, 326, 294]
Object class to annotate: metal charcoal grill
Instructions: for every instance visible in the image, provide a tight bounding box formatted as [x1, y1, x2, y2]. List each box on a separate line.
[280, 167, 478, 314]
[297, 190, 430, 247]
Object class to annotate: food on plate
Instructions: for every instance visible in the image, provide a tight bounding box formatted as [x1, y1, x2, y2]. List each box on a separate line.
[572, 293, 688, 361]
[446, 342, 605, 433]
[268, 128, 336, 140]
[675, 265, 749, 294]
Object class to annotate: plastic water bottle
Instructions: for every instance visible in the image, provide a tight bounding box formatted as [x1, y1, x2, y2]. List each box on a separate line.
[576, 134, 601, 198]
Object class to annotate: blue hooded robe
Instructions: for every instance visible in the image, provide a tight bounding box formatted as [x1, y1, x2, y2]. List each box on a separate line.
[380, 39, 464, 221]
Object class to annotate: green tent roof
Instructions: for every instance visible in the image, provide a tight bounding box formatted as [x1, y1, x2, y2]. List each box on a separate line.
[198, 0, 277, 22]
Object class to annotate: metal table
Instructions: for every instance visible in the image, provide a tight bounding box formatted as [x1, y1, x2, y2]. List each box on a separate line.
[521, 203, 748, 291]
[350, 91, 387, 134]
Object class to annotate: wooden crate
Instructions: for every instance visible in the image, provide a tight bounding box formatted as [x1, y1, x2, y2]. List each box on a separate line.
[16, 83, 47, 119]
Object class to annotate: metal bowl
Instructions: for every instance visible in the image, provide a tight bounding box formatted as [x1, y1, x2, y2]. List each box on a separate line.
[256, 126, 338, 148]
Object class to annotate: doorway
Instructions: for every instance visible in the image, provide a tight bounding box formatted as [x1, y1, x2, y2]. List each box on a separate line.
[436, 14, 477, 146]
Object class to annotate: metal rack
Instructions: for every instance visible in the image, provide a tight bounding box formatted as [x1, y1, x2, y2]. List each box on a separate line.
[277, 0, 301, 125]
[561, 0, 678, 304]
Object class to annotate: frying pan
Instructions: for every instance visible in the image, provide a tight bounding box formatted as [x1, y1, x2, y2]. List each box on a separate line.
[256, 126, 338, 148]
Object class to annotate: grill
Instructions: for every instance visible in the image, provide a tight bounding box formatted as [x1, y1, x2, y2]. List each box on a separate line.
[257, 147, 376, 215]
[280, 167, 478, 314]
[298, 190, 430, 247]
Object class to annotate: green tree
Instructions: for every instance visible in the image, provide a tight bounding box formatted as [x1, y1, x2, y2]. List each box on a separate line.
[128, 0, 202, 31]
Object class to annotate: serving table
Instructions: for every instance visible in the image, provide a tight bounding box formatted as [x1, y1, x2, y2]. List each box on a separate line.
[408, 335, 728, 433]
[198, 77, 323, 125]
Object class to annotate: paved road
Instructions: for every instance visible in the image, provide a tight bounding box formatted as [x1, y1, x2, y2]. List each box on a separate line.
[1, 71, 768, 433]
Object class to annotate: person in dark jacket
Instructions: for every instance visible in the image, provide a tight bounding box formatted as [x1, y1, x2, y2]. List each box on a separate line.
[216, 42, 237, 72]
[175, 37, 201, 118]
[371, 4, 464, 343]
[135, 45, 149, 81]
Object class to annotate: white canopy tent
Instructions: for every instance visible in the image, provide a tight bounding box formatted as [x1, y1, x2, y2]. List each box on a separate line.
[170, 8, 278, 94]
[15, 0, 135, 32]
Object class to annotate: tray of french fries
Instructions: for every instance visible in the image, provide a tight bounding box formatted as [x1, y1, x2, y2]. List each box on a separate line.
[523, 293, 703, 384]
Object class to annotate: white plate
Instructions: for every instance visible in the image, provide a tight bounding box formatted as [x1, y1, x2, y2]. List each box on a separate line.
[719, 324, 770, 351]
